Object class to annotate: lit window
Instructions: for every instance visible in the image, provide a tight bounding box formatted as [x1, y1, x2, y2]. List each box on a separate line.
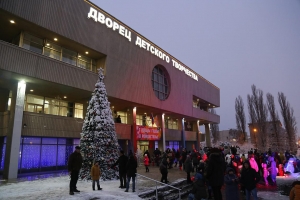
[44, 41, 62, 60]
[116, 111, 127, 124]
[74, 103, 83, 119]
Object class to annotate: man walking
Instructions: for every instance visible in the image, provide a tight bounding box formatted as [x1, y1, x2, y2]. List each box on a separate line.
[111, 150, 128, 188]
[68, 146, 83, 195]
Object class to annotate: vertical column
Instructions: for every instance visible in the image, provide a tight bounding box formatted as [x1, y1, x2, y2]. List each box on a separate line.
[162, 113, 165, 152]
[205, 123, 211, 147]
[196, 120, 200, 150]
[132, 107, 137, 153]
[4, 81, 26, 180]
[182, 118, 186, 149]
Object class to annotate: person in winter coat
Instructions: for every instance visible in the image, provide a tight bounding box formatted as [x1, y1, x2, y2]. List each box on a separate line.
[289, 179, 300, 200]
[268, 156, 277, 185]
[249, 154, 259, 173]
[204, 148, 226, 200]
[224, 167, 239, 200]
[192, 150, 200, 172]
[240, 160, 260, 200]
[262, 163, 269, 186]
[68, 146, 83, 195]
[160, 156, 169, 184]
[125, 154, 137, 192]
[144, 150, 151, 160]
[90, 161, 102, 190]
[184, 155, 193, 183]
[111, 150, 128, 188]
[188, 172, 207, 200]
[181, 148, 187, 170]
[144, 154, 150, 172]
[174, 149, 180, 167]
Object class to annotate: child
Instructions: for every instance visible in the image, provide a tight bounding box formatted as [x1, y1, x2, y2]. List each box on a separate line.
[268, 156, 277, 185]
[91, 161, 102, 190]
[224, 167, 240, 200]
[278, 164, 284, 176]
[144, 154, 149, 172]
[261, 163, 269, 186]
[188, 172, 207, 200]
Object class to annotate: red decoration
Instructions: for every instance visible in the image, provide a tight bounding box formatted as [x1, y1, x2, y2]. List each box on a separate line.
[191, 176, 195, 181]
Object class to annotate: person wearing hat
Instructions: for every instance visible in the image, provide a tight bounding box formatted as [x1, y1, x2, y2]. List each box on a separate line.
[68, 146, 83, 195]
[224, 167, 240, 200]
[188, 172, 207, 200]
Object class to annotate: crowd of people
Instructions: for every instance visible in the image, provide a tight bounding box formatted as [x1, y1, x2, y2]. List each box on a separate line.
[67, 145, 300, 199]
[144, 146, 300, 200]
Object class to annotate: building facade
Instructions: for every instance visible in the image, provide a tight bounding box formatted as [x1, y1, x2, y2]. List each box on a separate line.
[0, 0, 220, 179]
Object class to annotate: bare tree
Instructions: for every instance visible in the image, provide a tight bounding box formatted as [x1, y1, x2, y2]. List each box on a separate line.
[247, 85, 269, 151]
[266, 93, 281, 151]
[278, 92, 298, 153]
[210, 108, 219, 144]
[247, 94, 257, 147]
[235, 96, 247, 142]
[229, 128, 244, 143]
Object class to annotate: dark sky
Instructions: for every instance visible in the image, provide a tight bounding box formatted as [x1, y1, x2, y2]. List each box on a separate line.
[91, 0, 300, 133]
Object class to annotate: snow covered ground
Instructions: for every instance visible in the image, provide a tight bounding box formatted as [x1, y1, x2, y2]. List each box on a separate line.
[0, 175, 142, 200]
[0, 175, 290, 200]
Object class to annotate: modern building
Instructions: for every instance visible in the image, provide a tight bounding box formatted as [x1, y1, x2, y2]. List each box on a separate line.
[0, 0, 220, 179]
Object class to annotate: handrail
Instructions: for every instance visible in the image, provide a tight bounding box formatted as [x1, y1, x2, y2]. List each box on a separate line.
[136, 173, 181, 200]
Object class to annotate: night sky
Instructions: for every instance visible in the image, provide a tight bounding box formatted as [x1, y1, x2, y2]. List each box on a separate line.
[90, 0, 300, 134]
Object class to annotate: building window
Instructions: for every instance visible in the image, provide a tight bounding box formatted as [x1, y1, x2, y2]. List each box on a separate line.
[136, 115, 143, 125]
[20, 32, 98, 73]
[0, 137, 6, 171]
[44, 98, 72, 117]
[77, 55, 96, 72]
[44, 41, 62, 61]
[166, 141, 179, 150]
[193, 100, 200, 108]
[24, 94, 44, 113]
[166, 119, 178, 130]
[117, 111, 127, 124]
[74, 103, 83, 119]
[151, 65, 170, 101]
[22, 33, 43, 54]
[12, 136, 79, 173]
[7, 91, 12, 111]
[62, 48, 77, 66]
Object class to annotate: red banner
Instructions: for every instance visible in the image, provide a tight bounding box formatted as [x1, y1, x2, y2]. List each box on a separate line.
[136, 125, 161, 140]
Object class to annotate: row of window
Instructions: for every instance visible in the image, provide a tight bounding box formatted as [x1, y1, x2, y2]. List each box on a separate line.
[113, 109, 179, 130]
[0, 137, 80, 173]
[19, 32, 98, 72]
[24, 94, 83, 118]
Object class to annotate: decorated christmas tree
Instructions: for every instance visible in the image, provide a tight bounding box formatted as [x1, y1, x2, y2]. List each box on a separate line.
[79, 68, 120, 180]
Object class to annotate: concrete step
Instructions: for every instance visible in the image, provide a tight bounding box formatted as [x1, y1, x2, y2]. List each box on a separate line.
[138, 179, 193, 200]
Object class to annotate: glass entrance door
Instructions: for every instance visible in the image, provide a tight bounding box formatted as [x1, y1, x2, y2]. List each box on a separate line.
[140, 145, 149, 153]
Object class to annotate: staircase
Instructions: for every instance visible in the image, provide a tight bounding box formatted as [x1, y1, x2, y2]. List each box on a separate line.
[138, 179, 193, 200]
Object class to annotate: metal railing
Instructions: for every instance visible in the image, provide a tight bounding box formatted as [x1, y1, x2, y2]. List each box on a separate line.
[136, 173, 181, 200]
